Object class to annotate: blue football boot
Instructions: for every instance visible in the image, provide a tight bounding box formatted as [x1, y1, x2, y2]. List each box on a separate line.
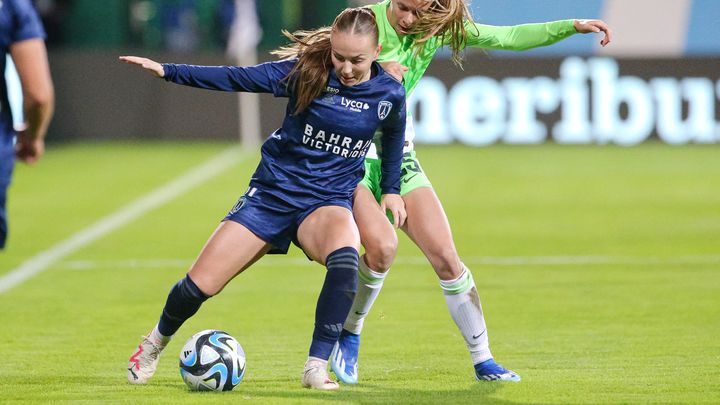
[330, 329, 360, 384]
[474, 359, 521, 382]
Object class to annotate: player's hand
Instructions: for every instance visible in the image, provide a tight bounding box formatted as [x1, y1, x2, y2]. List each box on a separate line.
[15, 129, 45, 164]
[574, 19, 612, 47]
[380, 193, 407, 228]
[380, 61, 409, 82]
[119, 56, 165, 77]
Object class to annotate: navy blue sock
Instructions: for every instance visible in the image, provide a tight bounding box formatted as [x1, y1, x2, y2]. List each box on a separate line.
[309, 247, 359, 360]
[157, 274, 210, 336]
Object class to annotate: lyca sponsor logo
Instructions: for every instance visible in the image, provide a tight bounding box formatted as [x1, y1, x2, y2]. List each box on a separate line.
[341, 97, 370, 113]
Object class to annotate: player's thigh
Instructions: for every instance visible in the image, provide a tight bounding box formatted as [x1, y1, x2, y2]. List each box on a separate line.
[402, 187, 461, 275]
[297, 205, 360, 265]
[188, 220, 271, 295]
[353, 185, 397, 259]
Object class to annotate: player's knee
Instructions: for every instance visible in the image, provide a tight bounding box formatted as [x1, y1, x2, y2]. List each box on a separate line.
[186, 272, 222, 297]
[364, 236, 397, 272]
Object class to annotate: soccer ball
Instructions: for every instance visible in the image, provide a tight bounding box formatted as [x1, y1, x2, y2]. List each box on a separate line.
[179, 329, 246, 391]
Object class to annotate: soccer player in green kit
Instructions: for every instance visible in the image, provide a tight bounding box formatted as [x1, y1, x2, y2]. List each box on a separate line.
[331, 0, 612, 383]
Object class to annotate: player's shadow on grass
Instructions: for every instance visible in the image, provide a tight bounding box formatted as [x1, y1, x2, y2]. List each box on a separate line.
[127, 376, 516, 404]
[243, 382, 511, 404]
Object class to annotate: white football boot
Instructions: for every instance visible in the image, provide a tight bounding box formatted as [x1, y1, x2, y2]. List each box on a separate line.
[127, 336, 165, 384]
[301, 359, 340, 391]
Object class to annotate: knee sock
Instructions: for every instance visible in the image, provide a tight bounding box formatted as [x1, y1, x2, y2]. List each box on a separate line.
[156, 274, 210, 338]
[308, 247, 359, 360]
[440, 265, 493, 365]
[342, 255, 387, 335]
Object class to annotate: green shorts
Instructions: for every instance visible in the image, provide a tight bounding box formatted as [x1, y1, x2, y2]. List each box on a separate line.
[360, 150, 432, 202]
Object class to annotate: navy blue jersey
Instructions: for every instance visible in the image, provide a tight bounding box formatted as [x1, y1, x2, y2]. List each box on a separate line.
[162, 60, 406, 203]
[0, 0, 45, 148]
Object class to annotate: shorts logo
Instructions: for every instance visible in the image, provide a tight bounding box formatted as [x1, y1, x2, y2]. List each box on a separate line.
[229, 187, 257, 215]
[229, 196, 246, 215]
[378, 101, 393, 120]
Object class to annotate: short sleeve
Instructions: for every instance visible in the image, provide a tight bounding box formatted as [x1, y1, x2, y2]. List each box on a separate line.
[9, 0, 46, 44]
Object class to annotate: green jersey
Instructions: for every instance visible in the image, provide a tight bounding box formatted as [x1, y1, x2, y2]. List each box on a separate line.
[366, 0, 578, 159]
[369, 0, 577, 96]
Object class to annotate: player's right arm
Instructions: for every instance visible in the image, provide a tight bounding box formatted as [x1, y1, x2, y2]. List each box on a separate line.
[119, 56, 294, 96]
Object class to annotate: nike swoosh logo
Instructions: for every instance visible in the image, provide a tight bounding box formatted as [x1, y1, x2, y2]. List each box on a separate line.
[402, 173, 418, 184]
[472, 330, 486, 340]
[128, 366, 138, 380]
[355, 311, 367, 315]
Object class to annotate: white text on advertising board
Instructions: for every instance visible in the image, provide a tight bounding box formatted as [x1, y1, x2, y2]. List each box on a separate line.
[411, 57, 720, 146]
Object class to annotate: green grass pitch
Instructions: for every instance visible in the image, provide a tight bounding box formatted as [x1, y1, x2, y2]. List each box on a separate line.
[1, 142, 718, 404]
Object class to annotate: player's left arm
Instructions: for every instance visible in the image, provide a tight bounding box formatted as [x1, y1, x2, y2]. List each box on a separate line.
[378, 89, 408, 228]
[461, 19, 611, 51]
[11, 38, 55, 164]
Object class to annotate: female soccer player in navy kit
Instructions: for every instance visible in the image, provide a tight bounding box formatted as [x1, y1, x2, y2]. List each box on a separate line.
[121, 7, 407, 391]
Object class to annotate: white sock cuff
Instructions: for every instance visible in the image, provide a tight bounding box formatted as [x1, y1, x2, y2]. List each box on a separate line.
[439, 266, 475, 295]
[149, 324, 172, 346]
[358, 256, 387, 286]
[306, 356, 328, 366]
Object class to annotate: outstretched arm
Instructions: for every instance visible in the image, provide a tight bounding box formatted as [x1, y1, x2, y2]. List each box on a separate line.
[119, 56, 165, 77]
[573, 19, 612, 47]
[462, 19, 611, 51]
[119, 55, 294, 95]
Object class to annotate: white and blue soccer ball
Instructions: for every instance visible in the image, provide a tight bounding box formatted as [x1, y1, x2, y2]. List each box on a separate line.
[179, 329, 246, 391]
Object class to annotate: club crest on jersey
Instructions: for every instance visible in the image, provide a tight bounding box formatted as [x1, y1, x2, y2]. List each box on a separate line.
[378, 101, 393, 120]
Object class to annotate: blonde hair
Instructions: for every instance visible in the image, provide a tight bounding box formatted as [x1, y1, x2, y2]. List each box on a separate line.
[272, 7, 379, 114]
[410, 0, 477, 67]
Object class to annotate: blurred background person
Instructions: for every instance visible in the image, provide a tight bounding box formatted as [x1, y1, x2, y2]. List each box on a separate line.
[1, 0, 55, 250]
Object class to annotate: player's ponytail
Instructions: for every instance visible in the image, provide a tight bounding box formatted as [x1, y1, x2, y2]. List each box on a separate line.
[272, 7, 379, 114]
[411, 0, 476, 68]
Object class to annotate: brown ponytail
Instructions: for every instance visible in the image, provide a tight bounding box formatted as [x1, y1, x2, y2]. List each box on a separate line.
[410, 0, 476, 68]
[271, 7, 379, 114]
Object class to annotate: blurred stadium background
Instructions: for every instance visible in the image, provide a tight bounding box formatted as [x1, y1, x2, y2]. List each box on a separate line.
[8, 0, 720, 145]
[1, 1, 719, 403]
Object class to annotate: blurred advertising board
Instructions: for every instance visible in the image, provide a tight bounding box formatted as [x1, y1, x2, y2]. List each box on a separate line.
[411, 57, 720, 145]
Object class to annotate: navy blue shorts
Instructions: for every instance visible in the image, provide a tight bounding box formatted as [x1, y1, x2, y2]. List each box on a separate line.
[0, 146, 15, 249]
[223, 184, 353, 255]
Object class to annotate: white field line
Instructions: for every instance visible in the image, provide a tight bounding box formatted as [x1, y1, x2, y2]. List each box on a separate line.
[0, 147, 247, 295]
[55, 254, 720, 271]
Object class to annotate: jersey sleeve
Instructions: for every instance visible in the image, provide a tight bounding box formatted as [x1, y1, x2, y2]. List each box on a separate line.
[458, 19, 577, 51]
[161, 59, 294, 97]
[10, 0, 46, 43]
[379, 88, 407, 195]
